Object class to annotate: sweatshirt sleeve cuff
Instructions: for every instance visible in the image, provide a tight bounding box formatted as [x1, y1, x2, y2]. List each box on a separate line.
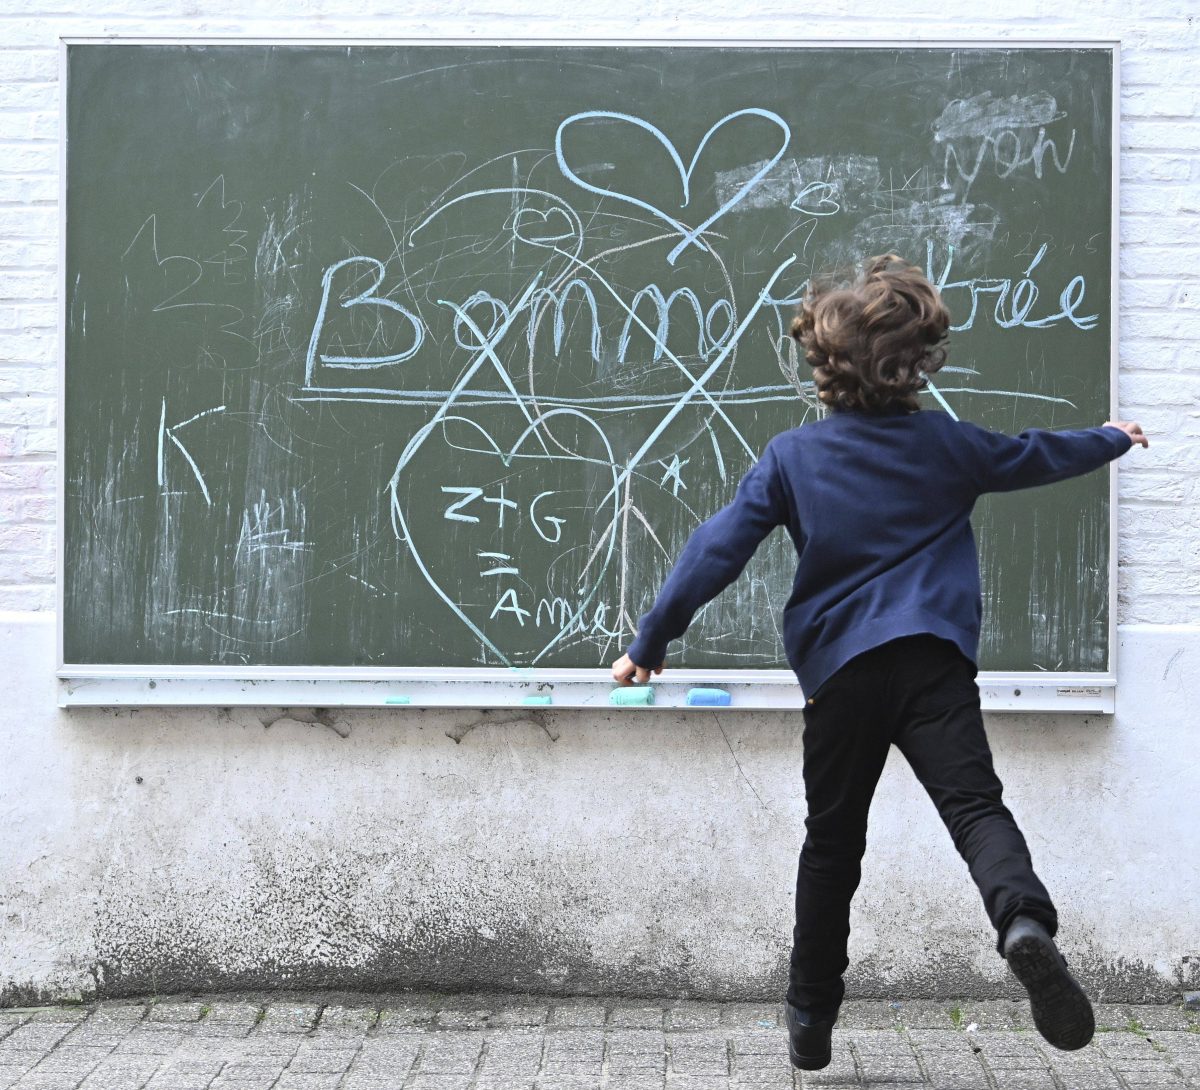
[626, 632, 668, 669]
[1099, 425, 1134, 454]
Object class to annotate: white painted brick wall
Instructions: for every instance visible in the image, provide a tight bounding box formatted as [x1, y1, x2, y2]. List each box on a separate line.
[0, 5, 1197, 620]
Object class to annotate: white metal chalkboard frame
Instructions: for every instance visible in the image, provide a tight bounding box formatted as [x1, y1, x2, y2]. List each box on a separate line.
[56, 36, 1122, 712]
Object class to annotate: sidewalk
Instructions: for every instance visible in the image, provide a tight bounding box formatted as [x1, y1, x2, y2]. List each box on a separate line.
[0, 991, 1197, 1090]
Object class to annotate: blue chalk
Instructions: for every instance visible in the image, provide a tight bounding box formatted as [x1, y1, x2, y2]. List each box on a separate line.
[686, 687, 731, 707]
[609, 685, 655, 706]
[385, 696, 411, 705]
[521, 695, 552, 706]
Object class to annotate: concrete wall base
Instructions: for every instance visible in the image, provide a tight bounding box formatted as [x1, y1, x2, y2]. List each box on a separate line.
[3, 616, 1196, 1005]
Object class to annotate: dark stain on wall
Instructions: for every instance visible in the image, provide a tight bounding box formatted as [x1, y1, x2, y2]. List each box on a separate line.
[75, 915, 1194, 1006]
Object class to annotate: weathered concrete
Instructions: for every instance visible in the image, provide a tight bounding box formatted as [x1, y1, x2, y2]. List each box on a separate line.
[2, 616, 1198, 1006]
[0, 992, 1197, 1089]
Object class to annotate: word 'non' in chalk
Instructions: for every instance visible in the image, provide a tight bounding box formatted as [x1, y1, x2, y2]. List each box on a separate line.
[686, 687, 731, 707]
[609, 686, 654, 706]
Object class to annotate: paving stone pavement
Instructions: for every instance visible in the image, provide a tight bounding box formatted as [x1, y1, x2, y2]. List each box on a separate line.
[0, 992, 1196, 1090]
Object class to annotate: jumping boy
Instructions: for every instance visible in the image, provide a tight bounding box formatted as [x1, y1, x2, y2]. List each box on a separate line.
[610, 252, 1147, 1071]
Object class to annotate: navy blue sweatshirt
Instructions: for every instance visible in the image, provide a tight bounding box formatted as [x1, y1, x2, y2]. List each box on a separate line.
[626, 408, 1133, 697]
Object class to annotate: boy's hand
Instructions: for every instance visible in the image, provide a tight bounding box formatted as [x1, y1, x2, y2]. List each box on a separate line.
[611, 652, 664, 685]
[1102, 420, 1149, 448]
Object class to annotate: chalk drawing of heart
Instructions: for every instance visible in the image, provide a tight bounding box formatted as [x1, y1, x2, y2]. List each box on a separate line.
[555, 108, 792, 266]
[512, 205, 578, 246]
[388, 407, 621, 668]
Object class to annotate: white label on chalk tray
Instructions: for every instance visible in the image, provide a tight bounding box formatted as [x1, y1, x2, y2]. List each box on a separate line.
[1056, 686, 1103, 697]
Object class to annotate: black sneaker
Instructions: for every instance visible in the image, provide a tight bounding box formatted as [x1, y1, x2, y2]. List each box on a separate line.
[1003, 916, 1095, 1050]
[784, 1000, 834, 1070]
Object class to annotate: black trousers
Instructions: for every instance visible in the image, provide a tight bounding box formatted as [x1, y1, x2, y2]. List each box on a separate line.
[787, 633, 1058, 1015]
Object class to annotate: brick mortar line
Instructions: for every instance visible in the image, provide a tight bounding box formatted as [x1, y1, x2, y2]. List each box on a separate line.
[902, 1028, 938, 1089]
[320, 1009, 382, 1090]
[263, 1053, 285, 1090]
[969, 1037, 1007, 1090]
[251, 1015, 306, 1090]
[1107, 1045, 1136, 1090]
[399, 1033, 427, 1090]
[663, 1031, 713, 1081]
[0, 1015, 32, 1044]
[598, 1026, 611, 1083]
[1141, 1029, 1198, 1089]
[1033, 1038, 1071, 1090]
[845, 1037, 869, 1088]
[23, 1003, 145, 1087]
[330, 1028, 368, 1090]
[131, 1053, 158, 1090]
[463, 1031, 488, 1089]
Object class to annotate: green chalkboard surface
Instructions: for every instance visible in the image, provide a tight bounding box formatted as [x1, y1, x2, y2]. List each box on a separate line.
[64, 42, 1115, 676]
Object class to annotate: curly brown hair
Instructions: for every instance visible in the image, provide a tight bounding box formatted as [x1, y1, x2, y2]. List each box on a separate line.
[789, 253, 950, 415]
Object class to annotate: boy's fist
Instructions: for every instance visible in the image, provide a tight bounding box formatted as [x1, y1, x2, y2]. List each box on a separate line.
[611, 653, 664, 685]
[1103, 420, 1148, 448]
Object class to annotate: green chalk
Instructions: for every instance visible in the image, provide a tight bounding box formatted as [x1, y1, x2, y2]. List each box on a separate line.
[385, 696, 411, 705]
[609, 685, 654, 707]
[521, 695, 552, 706]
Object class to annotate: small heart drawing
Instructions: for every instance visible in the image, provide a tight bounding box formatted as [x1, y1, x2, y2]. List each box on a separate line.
[555, 108, 792, 265]
[790, 180, 841, 217]
[513, 205, 579, 247]
[389, 405, 621, 668]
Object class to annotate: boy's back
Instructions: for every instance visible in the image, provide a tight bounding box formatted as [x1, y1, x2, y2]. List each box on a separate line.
[626, 405, 1132, 699]
[767, 408, 1132, 696]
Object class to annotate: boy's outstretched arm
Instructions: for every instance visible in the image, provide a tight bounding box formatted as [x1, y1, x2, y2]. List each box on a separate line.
[958, 418, 1146, 494]
[611, 443, 787, 685]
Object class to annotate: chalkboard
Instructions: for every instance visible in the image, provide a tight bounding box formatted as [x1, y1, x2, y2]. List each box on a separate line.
[62, 41, 1116, 689]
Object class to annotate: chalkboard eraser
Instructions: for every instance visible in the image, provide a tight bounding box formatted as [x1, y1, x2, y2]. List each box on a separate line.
[609, 686, 654, 707]
[385, 696, 411, 705]
[686, 687, 731, 707]
[521, 695, 552, 706]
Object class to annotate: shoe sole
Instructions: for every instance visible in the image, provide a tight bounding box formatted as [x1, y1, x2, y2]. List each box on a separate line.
[787, 1042, 831, 1071]
[1005, 932, 1095, 1050]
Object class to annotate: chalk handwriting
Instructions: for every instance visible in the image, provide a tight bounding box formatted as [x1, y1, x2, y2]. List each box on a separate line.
[129, 98, 1098, 670]
[928, 241, 1099, 332]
